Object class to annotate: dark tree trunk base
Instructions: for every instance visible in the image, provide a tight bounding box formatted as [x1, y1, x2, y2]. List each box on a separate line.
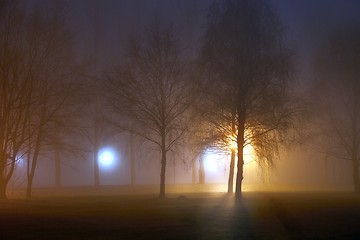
[0, 182, 7, 200]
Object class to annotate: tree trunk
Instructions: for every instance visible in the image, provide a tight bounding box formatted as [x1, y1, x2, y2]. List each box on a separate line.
[94, 127, 100, 187]
[159, 148, 167, 199]
[235, 145, 244, 199]
[199, 156, 205, 184]
[351, 103, 360, 193]
[130, 131, 136, 186]
[352, 151, 360, 193]
[94, 148, 100, 187]
[227, 148, 236, 194]
[235, 115, 245, 199]
[26, 137, 42, 198]
[173, 160, 176, 184]
[352, 162, 359, 193]
[26, 177, 33, 198]
[159, 133, 167, 199]
[55, 147, 62, 189]
[228, 113, 236, 194]
[0, 181, 7, 200]
[192, 158, 197, 184]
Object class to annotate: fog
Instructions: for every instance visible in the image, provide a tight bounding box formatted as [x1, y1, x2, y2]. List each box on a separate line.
[4, 0, 360, 197]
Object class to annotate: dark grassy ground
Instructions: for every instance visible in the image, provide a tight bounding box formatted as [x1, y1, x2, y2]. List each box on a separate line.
[0, 191, 360, 239]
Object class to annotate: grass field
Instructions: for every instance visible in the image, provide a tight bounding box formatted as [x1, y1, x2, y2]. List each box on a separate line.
[1, 187, 360, 239]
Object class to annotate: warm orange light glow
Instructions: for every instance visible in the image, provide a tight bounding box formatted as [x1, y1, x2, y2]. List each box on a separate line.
[227, 135, 255, 165]
[243, 144, 254, 165]
[230, 140, 237, 150]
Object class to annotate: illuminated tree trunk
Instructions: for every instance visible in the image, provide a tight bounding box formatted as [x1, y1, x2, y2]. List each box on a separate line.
[235, 115, 245, 199]
[227, 148, 236, 194]
[227, 112, 236, 194]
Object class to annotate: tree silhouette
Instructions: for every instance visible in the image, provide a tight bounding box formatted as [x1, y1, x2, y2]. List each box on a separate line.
[0, 1, 79, 199]
[107, 19, 194, 198]
[200, 0, 295, 198]
[312, 26, 360, 193]
[0, 1, 28, 199]
[20, 1, 81, 198]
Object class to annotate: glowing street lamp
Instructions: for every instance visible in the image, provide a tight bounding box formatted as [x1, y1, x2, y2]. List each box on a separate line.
[98, 147, 117, 170]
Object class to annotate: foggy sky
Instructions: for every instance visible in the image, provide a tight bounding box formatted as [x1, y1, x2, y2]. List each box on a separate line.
[16, 0, 360, 190]
[67, 0, 360, 87]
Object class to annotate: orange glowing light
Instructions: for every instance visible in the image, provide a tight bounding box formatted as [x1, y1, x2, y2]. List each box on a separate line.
[230, 140, 237, 150]
[243, 144, 254, 164]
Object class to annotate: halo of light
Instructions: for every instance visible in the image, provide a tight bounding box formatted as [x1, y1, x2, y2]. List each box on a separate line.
[16, 155, 24, 166]
[243, 144, 254, 164]
[204, 151, 220, 172]
[98, 147, 117, 169]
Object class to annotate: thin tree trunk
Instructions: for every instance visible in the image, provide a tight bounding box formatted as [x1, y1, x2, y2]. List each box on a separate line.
[235, 115, 245, 199]
[0, 180, 7, 200]
[227, 148, 236, 194]
[26, 135, 42, 198]
[130, 131, 136, 186]
[199, 156, 205, 184]
[192, 158, 197, 184]
[159, 134, 167, 199]
[159, 150, 167, 198]
[26, 177, 33, 198]
[173, 160, 176, 184]
[55, 147, 62, 189]
[352, 133, 360, 193]
[94, 126, 100, 187]
[228, 113, 236, 194]
[94, 147, 100, 187]
[352, 156, 359, 193]
[351, 102, 360, 193]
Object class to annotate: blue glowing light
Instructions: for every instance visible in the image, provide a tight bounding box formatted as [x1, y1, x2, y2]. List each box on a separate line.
[98, 147, 117, 169]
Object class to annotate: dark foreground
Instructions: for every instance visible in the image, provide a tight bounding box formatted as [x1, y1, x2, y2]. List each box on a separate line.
[1, 192, 360, 239]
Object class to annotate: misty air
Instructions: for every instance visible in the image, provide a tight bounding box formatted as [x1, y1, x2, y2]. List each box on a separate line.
[1, 0, 360, 239]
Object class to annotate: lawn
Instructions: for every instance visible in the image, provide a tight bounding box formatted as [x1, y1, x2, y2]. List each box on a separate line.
[1, 190, 360, 239]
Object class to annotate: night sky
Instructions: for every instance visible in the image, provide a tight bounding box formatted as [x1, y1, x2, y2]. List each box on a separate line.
[67, 0, 360, 89]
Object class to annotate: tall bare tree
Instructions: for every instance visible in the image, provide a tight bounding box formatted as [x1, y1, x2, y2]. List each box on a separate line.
[312, 26, 360, 193]
[200, 0, 295, 198]
[0, 0, 29, 199]
[23, 1, 80, 198]
[0, 1, 79, 199]
[107, 19, 193, 198]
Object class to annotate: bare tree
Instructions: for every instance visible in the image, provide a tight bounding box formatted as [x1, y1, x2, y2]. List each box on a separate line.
[200, 0, 295, 198]
[107, 19, 193, 198]
[312, 26, 360, 193]
[0, 1, 80, 199]
[22, 2, 79, 198]
[0, 0, 29, 199]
